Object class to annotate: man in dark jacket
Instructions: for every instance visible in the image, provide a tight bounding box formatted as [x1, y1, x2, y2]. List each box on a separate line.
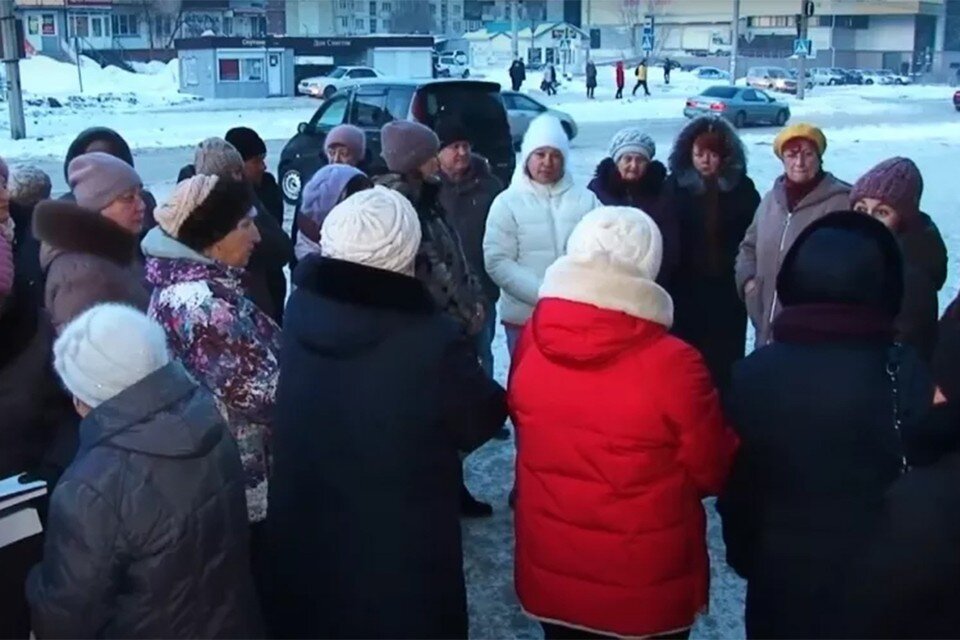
[269, 187, 507, 639]
[226, 126, 285, 226]
[509, 58, 526, 91]
[27, 303, 261, 639]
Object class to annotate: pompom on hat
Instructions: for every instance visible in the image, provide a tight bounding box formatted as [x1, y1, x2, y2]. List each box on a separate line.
[773, 123, 827, 159]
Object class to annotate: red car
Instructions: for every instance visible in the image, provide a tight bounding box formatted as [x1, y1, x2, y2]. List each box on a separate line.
[954, 90, 960, 111]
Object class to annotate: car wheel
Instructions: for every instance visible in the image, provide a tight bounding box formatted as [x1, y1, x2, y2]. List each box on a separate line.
[462, 69, 470, 78]
[734, 111, 746, 128]
[323, 85, 336, 99]
[776, 109, 789, 126]
[561, 121, 574, 139]
[280, 165, 302, 205]
[866, 79, 874, 85]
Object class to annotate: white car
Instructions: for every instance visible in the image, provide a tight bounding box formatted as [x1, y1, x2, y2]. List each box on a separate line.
[693, 66, 731, 81]
[435, 51, 470, 78]
[298, 66, 382, 99]
[861, 70, 895, 86]
[877, 69, 912, 85]
[810, 67, 844, 86]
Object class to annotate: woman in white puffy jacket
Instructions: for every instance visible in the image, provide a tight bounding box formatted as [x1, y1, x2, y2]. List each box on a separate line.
[484, 114, 599, 355]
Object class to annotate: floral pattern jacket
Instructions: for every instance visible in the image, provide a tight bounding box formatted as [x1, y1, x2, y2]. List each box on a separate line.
[144, 236, 280, 523]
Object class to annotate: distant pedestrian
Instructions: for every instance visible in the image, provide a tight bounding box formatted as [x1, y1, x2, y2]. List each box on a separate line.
[509, 58, 527, 91]
[585, 59, 597, 99]
[663, 116, 760, 394]
[851, 157, 946, 362]
[615, 59, 625, 99]
[294, 163, 372, 261]
[226, 126, 284, 225]
[27, 303, 262, 639]
[542, 63, 557, 95]
[512, 206, 737, 639]
[664, 57, 673, 84]
[633, 58, 650, 96]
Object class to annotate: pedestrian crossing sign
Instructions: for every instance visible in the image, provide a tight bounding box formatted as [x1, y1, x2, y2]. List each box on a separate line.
[793, 38, 812, 57]
[641, 34, 654, 52]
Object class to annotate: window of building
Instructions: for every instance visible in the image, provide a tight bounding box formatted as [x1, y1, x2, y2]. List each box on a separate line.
[339, 0, 349, 9]
[41, 13, 57, 35]
[68, 15, 89, 38]
[243, 58, 264, 81]
[370, 1, 377, 15]
[27, 15, 39, 35]
[748, 15, 795, 28]
[355, 18, 365, 30]
[111, 13, 139, 36]
[218, 58, 241, 81]
[452, 20, 461, 33]
[92, 16, 103, 37]
[831, 15, 869, 29]
[382, 1, 391, 10]
[340, 16, 349, 28]
[453, 3, 461, 14]
[153, 15, 173, 37]
[370, 18, 377, 31]
[222, 16, 233, 35]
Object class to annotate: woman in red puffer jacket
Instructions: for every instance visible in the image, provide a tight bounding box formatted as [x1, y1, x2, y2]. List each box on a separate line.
[511, 206, 738, 639]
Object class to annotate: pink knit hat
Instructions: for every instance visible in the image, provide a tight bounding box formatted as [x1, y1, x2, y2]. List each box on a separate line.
[850, 157, 923, 228]
[325, 124, 366, 162]
[380, 121, 439, 175]
[67, 152, 142, 212]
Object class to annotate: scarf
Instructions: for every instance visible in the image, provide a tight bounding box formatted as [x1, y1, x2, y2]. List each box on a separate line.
[772, 303, 895, 344]
[785, 171, 826, 212]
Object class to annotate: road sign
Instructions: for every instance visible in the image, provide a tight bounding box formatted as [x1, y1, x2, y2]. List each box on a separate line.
[643, 15, 654, 34]
[641, 33, 654, 52]
[793, 38, 812, 57]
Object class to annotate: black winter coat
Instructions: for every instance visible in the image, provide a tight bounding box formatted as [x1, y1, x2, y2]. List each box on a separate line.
[26, 362, 262, 639]
[664, 116, 760, 392]
[896, 213, 946, 362]
[268, 256, 507, 639]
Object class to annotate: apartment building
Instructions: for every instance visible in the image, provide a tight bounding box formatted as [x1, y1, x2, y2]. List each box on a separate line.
[285, 0, 466, 36]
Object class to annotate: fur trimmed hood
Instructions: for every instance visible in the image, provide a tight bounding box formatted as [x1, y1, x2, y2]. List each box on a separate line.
[34, 199, 139, 270]
[668, 116, 747, 193]
[590, 157, 666, 206]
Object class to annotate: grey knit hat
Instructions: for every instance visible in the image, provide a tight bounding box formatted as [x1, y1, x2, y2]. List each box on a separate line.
[9, 164, 53, 208]
[380, 121, 440, 175]
[609, 127, 656, 163]
[67, 152, 142, 212]
[194, 137, 244, 179]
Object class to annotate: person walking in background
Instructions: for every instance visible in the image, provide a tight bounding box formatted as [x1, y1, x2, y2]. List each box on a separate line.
[268, 187, 507, 639]
[588, 126, 675, 286]
[509, 57, 526, 92]
[851, 157, 946, 362]
[143, 175, 280, 603]
[664, 57, 673, 84]
[294, 164, 372, 261]
[484, 114, 599, 358]
[633, 58, 650, 97]
[35, 152, 150, 333]
[664, 116, 760, 394]
[615, 59, 625, 99]
[26, 303, 262, 639]
[542, 63, 558, 95]
[512, 206, 737, 640]
[735, 123, 850, 348]
[719, 212, 934, 638]
[226, 126, 285, 225]
[61, 127, 158, 237]
[585, 59, 597, 99]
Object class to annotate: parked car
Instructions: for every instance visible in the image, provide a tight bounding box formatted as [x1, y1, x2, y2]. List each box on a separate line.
[500, 90, 577, 148]
[435, 51, 470, 78]
[839, 68, 863, 85]
[810, 67, 845, 85]
[298, 66, 383, 99]
[684, 85, 790, 128]
[877, 68, 912, 85]
[693, 66, 732, 81]
[787, 69, 814, 91]
[953, 89, 960, 111]
[861, 69, 895, 85]
[278, 79, 515, 203]
[746, 66, 793, 92]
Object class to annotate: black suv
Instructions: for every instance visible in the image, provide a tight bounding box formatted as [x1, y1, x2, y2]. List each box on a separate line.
[278, 79, 515, 204]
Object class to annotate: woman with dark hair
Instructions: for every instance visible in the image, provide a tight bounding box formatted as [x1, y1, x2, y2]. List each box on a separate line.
[719, 212, 934, 638]
[664, 116, 760, 392]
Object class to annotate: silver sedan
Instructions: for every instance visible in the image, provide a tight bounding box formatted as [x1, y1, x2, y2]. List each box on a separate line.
[500, 90, 578, 148]
[684, 85, 791, 128]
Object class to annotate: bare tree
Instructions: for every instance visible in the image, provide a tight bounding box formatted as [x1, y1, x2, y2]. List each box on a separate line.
[619, 0, 672, 57]
[391, 0, 436, 34]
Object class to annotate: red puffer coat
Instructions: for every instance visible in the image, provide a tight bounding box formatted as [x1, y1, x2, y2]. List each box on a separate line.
[511, 298, 737, 637]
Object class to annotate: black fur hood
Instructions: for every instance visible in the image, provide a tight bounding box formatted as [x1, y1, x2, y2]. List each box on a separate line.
[34, 199, 139, 270]
[668, 116, 747, 193]
[590, 157, 667, 201]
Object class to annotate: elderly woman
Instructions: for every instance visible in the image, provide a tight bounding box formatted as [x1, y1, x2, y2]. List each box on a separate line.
[485, 114, 599, 354]
[294, 164, 373, 261]
[664, 116, 760, 393]
[851, 157, 946, 362]
[735, 123, 850, 347]
[720, 212, 934, 638]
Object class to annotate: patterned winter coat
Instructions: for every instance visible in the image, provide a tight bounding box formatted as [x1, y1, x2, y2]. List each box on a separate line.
[142, 228, 280, 523]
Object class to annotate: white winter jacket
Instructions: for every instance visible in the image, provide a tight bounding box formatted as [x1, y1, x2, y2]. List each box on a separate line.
[483, 170, 600, 325]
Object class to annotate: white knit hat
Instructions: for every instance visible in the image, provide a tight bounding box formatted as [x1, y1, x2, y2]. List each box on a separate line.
[321, 185, 421, 276]
[155, 174, 219, 238]
[608, 127, 656, 163]
[539, 206, 674, 327]
[53, 303, 171, 408]
[517, 114, 570, 181]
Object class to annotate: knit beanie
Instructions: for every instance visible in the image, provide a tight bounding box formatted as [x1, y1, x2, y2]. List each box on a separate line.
[539, 206, 673, 327]
[302, 164, 367, 226]
[53, 303, 171, 408]
[609, 127, 656, 163]
[225, 127, 267, 161]
[435, 115, 471, 150]
[9, 165, 53, 208]
[321, 185, 421, 276]
[325, 124, 366, 161]
[773, 123, 827, 159]
[63, 127, 135, 182]
[156, 174, 255, 252]
[194, 137, 245, 179]
[518, 114, 570, 181]
[850, 157, 923, 227]
[380, 121, 440, 175]
[67, 152, 142, 212]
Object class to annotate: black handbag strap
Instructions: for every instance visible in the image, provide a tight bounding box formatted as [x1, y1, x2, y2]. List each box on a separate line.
[886, 343, 910, 474]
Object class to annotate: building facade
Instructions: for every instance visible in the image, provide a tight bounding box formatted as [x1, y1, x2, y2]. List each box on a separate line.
[285, 0, 466, 36]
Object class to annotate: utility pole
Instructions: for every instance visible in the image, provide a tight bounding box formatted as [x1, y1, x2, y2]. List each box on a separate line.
[797, 0, 811, 100]
[585, 0, 591, 61]
[729, 0, 740, 86]
[0, 0, 26, 140]
[510, 0, 519, 61]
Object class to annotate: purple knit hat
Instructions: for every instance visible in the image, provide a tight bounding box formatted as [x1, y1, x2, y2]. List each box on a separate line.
[68, 152, 142, 212]
[380, 121, 439, 175]
[851, 157, 923, 227]
[301, 164, 366, 226]
[325, 124, 366, 162]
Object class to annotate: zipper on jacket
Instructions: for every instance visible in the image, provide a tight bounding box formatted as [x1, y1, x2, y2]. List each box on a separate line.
[768, 212, 794, 328]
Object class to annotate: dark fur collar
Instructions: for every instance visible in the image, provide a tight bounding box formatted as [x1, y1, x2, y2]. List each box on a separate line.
[33, 199, 138, 265]
[594, 157, 667, 199]
[293, 255, 436, 315]
[668, 116, 746, 194]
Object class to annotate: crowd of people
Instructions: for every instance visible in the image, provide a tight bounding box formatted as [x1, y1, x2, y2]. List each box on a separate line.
[0, 107, 958, 640]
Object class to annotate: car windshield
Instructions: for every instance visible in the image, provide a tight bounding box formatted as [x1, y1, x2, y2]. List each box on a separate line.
[701, 86, 738, 99]
[770, 70, 787, 78]
[329, 68, 348, 78]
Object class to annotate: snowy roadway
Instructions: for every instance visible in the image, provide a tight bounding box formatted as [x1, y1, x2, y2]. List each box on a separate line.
[14, 96, 960, 640]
